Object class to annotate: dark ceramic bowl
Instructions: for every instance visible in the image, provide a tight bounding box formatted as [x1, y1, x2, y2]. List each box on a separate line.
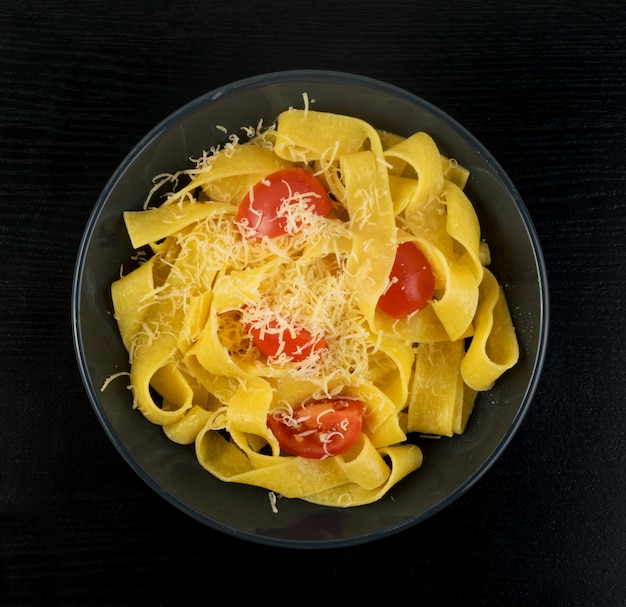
[72, 70, 549, 548]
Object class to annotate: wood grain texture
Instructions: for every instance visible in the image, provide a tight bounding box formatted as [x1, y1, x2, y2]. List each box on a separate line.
[1, 1, 625, 604]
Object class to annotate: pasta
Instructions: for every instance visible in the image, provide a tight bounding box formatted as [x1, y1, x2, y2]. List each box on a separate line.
[110, 107, 519, 507]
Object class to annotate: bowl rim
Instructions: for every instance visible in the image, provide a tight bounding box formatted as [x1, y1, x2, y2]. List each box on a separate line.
[71, 69, 550, 548]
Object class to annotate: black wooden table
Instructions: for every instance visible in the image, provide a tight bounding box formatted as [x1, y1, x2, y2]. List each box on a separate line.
[2, 1, 624, 604]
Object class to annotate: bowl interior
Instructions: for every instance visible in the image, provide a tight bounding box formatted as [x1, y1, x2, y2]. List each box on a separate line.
[72, 71, 548, 548]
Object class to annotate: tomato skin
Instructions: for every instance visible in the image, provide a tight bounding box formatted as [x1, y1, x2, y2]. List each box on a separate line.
[377, 242, 435, 319]
[246, 318, 326, 363]
[267, 398, 365, 459]
[236, 168, 333, 238]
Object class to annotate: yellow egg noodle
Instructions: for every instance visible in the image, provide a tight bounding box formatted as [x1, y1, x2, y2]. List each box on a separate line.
[110, 108, 519, 507]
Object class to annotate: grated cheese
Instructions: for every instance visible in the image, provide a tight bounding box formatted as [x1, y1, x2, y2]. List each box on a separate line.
[302, 91, 310, 115]
[100, 371, 131, 392]
[268, 491, 279, 513]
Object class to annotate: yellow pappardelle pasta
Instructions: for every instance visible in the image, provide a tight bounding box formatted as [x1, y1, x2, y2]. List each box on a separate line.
[109, 107, 519, 508]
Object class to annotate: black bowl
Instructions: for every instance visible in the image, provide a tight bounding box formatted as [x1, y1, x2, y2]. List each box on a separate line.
[72, 70, 549, 548]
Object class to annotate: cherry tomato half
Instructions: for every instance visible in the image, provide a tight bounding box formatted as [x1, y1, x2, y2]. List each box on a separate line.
[246, 317, 326, 363]
[377, 241, 435, 319]
[267, 398, 365, 459]
[236, 168, 333, 238]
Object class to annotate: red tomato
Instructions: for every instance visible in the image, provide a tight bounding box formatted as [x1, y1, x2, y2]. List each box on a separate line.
[267, 398, 365, 459]
[246, 317, 326, 363]
[377, 241, 435, 319]
[236, 168, 333, 238]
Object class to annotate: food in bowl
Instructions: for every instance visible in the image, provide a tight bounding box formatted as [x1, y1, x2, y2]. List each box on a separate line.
[106, 104, 519, 507]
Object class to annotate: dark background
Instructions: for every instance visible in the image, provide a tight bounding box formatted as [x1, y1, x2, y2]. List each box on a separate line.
[1, 1, 624, 604]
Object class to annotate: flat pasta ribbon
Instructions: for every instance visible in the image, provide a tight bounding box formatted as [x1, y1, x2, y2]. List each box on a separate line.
[461, 268, 520, 391]
[383, 131, 445, 214]
[341, 150, 397, 330]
